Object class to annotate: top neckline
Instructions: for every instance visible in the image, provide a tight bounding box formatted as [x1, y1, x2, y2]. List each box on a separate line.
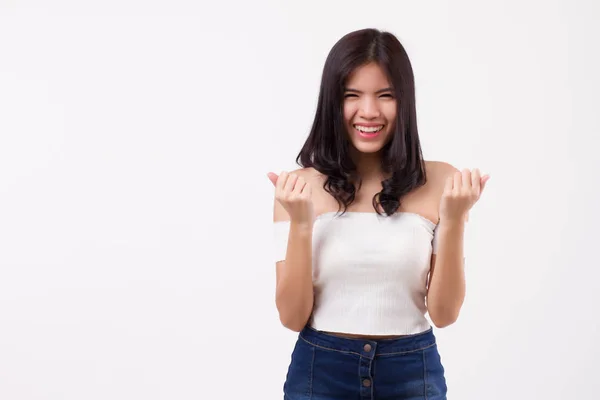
[314, 211, 438, 228]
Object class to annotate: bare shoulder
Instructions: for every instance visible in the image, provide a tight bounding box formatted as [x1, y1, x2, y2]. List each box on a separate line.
[425, 160, 459, 185]
[423, 160, 460, 204]
[424, 160, 473, 222]
[293, 167, 322, 181]
[284, 167, 326, 188]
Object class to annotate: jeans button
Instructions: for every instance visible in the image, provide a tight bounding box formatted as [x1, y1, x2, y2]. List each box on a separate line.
[363, 343, 372, 352]
[363, 378, 371, 387]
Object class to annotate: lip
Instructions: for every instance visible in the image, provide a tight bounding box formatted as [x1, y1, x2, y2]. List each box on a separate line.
[353, 123, 384, 127]
[353, 124, 384, 139]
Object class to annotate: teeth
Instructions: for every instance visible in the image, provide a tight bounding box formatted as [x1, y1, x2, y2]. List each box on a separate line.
[355, 125, 383, 133]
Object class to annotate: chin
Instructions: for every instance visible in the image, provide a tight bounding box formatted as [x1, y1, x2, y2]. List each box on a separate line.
[351, 142, 385, 153]
[348, 131, 392, 154]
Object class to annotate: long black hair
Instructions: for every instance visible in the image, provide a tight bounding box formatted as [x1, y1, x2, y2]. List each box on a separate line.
[296, 28, 427, 216]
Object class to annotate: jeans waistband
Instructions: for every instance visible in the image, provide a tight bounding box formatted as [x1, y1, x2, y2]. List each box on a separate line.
[299, 325, 437, 359]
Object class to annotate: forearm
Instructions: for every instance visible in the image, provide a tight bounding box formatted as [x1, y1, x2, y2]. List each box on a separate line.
[427, 219, 466, 327]
[275, 221, 314, 331]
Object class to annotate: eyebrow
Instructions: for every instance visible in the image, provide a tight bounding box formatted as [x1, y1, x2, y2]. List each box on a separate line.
[344, 87, 394, 94]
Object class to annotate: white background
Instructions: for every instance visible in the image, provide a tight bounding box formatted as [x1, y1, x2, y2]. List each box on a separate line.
[1, 1, 598, 399]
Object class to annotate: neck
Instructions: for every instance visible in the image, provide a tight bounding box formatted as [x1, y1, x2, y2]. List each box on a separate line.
[353, 151, 386, 182]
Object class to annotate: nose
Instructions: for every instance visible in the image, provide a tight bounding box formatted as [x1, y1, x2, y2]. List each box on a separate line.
[358, 97, 381, 119]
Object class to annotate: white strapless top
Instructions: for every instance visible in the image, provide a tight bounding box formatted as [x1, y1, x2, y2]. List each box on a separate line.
[272, 211, 440, 335]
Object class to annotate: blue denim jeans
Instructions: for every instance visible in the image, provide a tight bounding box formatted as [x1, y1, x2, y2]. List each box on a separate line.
[283, 325, 447, 400]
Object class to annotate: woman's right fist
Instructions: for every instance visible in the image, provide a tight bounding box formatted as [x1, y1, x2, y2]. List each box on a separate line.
[267, 171, 315, 225]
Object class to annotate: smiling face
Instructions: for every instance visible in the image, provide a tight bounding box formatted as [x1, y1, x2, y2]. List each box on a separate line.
[343, 62, 397, 155]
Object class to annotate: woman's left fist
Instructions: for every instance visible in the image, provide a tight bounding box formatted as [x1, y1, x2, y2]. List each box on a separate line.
[439, 168, 490, 223]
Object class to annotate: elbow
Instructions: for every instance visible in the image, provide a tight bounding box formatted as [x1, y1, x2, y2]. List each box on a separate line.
[429, 309, 460, 329]
[427, 294, 464, 328]
[432, 316, 457, 329]
[276, 300, 310, 332]
[275, 288, 313, 332]
[278, 310, 309, 332]
[280, 317, 306, 332]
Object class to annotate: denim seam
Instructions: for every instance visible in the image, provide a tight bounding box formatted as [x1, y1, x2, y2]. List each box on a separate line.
[377, 342, 436, 356]
[358, 355, 374, 400]
[300, 335, 436, 356]
[356, 358, 361, 395]
[307, 345, 314, 399]
[367, 356, 374, 400]
[423, 349, 429, 400]
[300, 336, 359, 356]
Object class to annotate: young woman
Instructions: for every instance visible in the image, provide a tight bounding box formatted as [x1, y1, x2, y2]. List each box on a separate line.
[267, 28, 489, 400]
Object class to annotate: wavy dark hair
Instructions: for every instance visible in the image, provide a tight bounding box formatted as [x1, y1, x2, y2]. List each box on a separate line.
[296, 28, 427, 216]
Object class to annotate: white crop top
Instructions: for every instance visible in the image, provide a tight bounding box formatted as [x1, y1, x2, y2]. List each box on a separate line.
[272, 211, 441, 336]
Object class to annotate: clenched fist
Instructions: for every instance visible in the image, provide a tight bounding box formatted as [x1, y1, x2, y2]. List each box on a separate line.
[267, 171, 315, 225]
[439, 168, 490, 223]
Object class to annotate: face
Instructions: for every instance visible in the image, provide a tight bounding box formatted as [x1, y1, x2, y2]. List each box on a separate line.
[343, 62, 397, 154]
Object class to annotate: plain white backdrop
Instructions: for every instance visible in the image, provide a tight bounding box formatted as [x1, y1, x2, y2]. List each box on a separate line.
[1, 0, 598, 399]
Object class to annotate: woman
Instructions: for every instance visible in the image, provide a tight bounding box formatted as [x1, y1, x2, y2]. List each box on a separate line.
[267, 28, 489, 400]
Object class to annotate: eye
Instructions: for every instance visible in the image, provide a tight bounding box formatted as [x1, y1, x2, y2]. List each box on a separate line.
[380, 93, 394, 98]
[344, 93, 358, 98]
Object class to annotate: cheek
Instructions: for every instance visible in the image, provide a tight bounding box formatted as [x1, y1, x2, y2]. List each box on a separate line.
[386, 102, 397, 117]
[384, 103, 397, 125]
[343, 102, 356, 124]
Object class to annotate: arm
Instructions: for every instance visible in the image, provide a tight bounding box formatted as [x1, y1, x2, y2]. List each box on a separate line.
[274, 221, 314, 332]
[271, 171, 315, 332]
[426, 165, 489, 328]
[426, 217, 466, 328]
